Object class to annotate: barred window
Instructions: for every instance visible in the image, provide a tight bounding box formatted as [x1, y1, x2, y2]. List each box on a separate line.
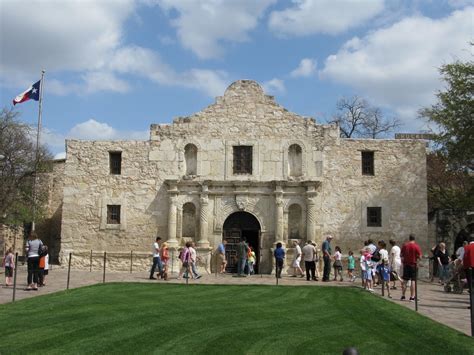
[233, 146, 252, 174]
[109, 152, 122, 175]
[107, 205, 121, 224]
[361, 151, 374, 176]
[367, 207, 382, 227]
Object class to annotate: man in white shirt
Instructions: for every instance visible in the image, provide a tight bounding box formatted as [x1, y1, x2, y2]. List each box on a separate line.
[149, 237, 163, 280]
[389, 239, 402, 289]
[292, 240, 304, 277]
[189, 242, 202, 279]
[302, 240, 317, 281]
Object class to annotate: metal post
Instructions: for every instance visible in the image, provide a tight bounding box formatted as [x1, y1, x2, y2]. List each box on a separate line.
[275, 256, 279, 286]
[382, 276, 385, 296]
[415, 266, 418, 312]
[66, 252, 72, 290]
[171, 249, 174, 275]
[103, 252, 106, 283]
[12, 253, 18, 302]
[130, 251, 133, 273]
[469, 268, 473, 337]
[90, 249, 92, 272]
[215, 250, 218, 278]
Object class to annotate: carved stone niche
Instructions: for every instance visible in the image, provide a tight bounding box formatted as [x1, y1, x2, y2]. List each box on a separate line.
[235, 195, 248, 211]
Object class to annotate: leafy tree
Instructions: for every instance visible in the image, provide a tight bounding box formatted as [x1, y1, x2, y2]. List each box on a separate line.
[419, 58, 474, 210]
[0, 107, 52, 225]
[329, 96, 400, 138]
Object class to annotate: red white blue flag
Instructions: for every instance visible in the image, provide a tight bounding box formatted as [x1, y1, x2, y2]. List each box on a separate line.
[12, 80, 41, 106]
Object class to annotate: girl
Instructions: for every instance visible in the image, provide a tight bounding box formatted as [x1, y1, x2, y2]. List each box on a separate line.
[178, 242, 193, 280]
[247, 246, 256, 275]
[160, 242, 169, 280]
[3, 248, 15, 286]
[38, 245, 49, 286]
[361, 248, 374, 292]
[347, 250, 355, 282]
[333, 246, 343, 281]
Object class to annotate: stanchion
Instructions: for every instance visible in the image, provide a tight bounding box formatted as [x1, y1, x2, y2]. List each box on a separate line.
[215, 250, 218, 278]
[415, 266, 418, 312]
[12, 253, 18, 302]
[66, 252, 72, 290]
[89, 249, 92, 272]
[171, 249, 174, 275]
[103, 252, 106, 283]
[275, 256, 279, 286]
[130, 251, 133, 273]
[469, 268, 473, 337]
[382, 276, 385, 296]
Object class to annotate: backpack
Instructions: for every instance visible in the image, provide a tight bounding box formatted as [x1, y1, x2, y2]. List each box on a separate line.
[371, 248, 381, 262]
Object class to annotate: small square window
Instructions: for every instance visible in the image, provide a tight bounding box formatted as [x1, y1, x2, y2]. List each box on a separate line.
[367, 207, 382, 227]
[362, 151, 374, 176]
[109, 152, 122, 175]
[233, 146, 252, 174]
[107, 205, 121, 224]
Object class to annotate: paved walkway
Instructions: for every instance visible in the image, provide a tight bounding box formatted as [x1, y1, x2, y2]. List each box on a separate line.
[1, 265, 472, 336]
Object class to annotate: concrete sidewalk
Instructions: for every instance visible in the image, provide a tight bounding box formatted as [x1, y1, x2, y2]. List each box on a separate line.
[1, 265, 472, 336]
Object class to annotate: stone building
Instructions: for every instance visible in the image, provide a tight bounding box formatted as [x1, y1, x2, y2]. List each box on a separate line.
[59, 80, 428, 273]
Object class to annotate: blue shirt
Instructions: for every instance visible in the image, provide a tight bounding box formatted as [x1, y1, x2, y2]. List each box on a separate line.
[274, 247, 285, 260]
[322, 240, 331, 255]
[217, 243, 225, 254]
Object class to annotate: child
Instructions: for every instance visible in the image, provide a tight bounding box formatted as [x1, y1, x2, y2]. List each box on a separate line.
[347, 250, 356, 282]
[38, 245, 49, 286]
[3, 248, 15, 286]
[333, 246, 343, 281]
[160, 242, 169, 280]
[361, 248, 374, 292]
[247, 246, 256, 275]
[380, 261, 392, 298]
[274, 242, 285, 278]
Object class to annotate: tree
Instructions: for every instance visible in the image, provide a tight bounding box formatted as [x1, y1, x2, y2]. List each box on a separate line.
[0, 107, 52, 225]
[419, 58, 474, 210]
[329, 96, 401, 138]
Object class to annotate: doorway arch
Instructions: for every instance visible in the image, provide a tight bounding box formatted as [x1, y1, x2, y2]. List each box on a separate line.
[223, 211, 261, 274]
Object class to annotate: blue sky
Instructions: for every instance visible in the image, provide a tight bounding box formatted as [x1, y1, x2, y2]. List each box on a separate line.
[0, 0, 472, 158]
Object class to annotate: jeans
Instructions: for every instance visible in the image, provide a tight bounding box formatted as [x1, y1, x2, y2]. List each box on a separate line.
[305, 261, 315, 280]
[238, 258, 247, 275]
[191, 262, 200, 277]
[150, 256, 163, 278]
[275, 258, 284, 278]
[438, 263, 449, 282]
[323, 255, 331, 281]
[27, 256, 40, 284]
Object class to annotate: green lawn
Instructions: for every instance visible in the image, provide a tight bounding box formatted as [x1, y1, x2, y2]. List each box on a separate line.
[1, 284, 472, 354]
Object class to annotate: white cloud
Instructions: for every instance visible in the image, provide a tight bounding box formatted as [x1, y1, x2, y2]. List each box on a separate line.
[268, 0, 384, 36]
[67, 119, 148, 141]
[157, 0, 276, 59]
[263, 78, 286, 95]
[320, 7, 473, 122]
[290, 58, 317, 78]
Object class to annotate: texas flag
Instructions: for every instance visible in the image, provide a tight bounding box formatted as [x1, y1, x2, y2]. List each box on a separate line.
[12, 80, 41, 105]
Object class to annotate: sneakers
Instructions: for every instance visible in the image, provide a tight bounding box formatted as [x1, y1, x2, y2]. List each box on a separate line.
[409, 297, 418, 302]
[368, 288, 374, 292]
[400, 296, 406, 301]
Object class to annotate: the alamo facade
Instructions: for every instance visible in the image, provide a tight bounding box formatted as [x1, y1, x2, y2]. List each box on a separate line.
[59, 80, 428, 273]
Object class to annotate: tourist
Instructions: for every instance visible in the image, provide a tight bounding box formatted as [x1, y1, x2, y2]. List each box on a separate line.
[463, 236, 474, 289]
[38, 245, 49, 286]
[274, 242, 285, 278]
[347, 250, 355, 282]
[189, 242, 202, 279]
[149, 236, 163, 280]
[360, 248, 373, 292]
[178, 242, 193, 280]
[2, 248, 14, 286]
[376, 241, 389, 286]
[312, 242, 321, 281]
[217, 239, 227, 273]
[302, 240, 316, 281]
[237, 238, 249, 276]
[400, 234, 422, 301]
[435, 242, 450, 284]
[160, 242, 170, 280]
[456, 241, 468, 262]
[322, 235, 333, 281]
[389, 239, 402, 289]
[333, 246, 343, 281]
[25, 231, 43, 291]
[292, 240, 304, 277]
[247, 246, 256, 275]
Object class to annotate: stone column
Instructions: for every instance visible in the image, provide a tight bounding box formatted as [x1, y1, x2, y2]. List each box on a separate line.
[198, 184, 210, 248]
[306, 185, 318, 241]
[167, 195, 179, 247]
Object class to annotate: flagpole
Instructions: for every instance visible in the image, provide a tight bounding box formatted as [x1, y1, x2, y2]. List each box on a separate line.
[31, 69, 46, 232]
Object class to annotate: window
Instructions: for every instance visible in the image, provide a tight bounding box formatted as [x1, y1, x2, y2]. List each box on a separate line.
[233, 146, 252, 174]
[361, 151, 374, 176]
[184, 144, 197, 175]
[367, 207, 382, 227]
[109, 152, 122, 175]
[288, 144, 302, 177]
[107, 205, 121, 224]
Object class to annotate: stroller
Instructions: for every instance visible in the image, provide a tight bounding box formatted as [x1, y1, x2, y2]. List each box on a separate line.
[443, 260, 465, 294]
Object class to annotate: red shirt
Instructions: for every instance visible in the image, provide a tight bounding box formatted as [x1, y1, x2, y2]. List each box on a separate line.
[463, 243, 474, 269]
[401, 241, 422, 266]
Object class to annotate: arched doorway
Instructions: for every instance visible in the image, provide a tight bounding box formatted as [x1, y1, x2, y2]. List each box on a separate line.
[223, 211, 261, 274]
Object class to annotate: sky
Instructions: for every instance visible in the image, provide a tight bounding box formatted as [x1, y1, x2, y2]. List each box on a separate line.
[0, 0, 472, 159]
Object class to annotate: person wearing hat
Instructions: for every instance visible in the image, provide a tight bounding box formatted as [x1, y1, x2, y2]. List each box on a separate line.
[322, 235, 333, 282]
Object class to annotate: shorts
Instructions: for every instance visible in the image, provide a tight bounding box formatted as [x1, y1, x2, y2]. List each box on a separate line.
[363, 270, 372, 281]
[402, 265, 417, 281]
[219, 254, 226, 264]
[333, 260, 342, 270]
[5, 266, 13, 277]
[348, 268, 354, 272]
[292, 258, 301, 268]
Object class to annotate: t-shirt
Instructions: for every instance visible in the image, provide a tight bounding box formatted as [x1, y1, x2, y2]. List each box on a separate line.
[334, 251, 342, 261]
[400, 242, 422, 266]
[189, 247, 197, 263]
[180, 248, 190, 263]
[322, 240, 331, 256]
[152, 242, 160, 258]
[302, 244, 315, 262]
[294, 245, 302, 260]
[348, 255, 355, 269]
[26, 239, 43, 258]
[274, 247, 285, 260]
[3, 253, 14, 268]
[238, 242, 248, 259]
[463, 243, 474, 269]
[456, 246, 465, 260]
[217, 243, 225, 254]
[435, 249, 450, 265]
[390, 245, 401, 265]
[248, 251, 256, 263]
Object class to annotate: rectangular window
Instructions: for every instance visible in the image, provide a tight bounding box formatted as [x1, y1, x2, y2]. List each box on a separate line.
[109, 152, 122, 175]
[107, 205, 121, 224]
[367, 207, 382, 227]
[361, 151, 374, 176]
[233, 146, 252, 174]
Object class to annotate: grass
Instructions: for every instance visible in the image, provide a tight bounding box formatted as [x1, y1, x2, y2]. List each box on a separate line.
[0, 283, 472, 354]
